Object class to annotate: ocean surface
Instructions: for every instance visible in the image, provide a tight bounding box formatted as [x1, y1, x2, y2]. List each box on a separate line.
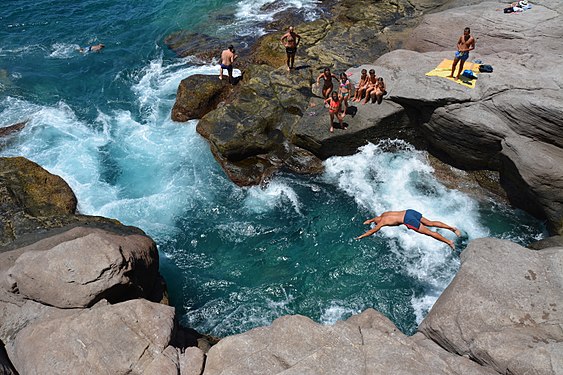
[0, 0, 546, 336]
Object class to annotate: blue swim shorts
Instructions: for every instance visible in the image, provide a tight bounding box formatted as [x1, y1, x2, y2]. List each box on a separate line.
[455, 51, 469, 61]
[404, 209, 422, 231]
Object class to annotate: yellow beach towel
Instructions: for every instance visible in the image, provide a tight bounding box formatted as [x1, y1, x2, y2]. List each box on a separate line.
[426, 59, 480, 88]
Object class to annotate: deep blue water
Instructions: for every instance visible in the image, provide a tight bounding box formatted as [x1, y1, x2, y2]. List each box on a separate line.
[0, 0, 546, 337]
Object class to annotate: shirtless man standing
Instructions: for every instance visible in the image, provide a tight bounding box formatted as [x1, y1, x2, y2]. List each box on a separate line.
[356, 209, 461, 250]
[280, 26, 301, 71]
[219, 45, 238, 83]
[449, 27, 475, 80]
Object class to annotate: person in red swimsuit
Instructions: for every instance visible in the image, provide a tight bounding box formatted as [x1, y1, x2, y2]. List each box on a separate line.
[356, 209, 461, 250]
[324, 91, 345, 133]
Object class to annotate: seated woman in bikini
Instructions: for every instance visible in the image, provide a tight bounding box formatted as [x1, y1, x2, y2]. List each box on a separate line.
[362, 69, 378, 104]
[353, 69, 369, 103]
[373, 77, 387, 104]
[316, 67, 338, 99]
[324, 91, 345, 133]
[338, 72, 352, 111]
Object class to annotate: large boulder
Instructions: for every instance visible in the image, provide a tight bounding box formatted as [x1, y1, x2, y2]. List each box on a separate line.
[7, 299, 178, 375]
[0, 156, 128, 248]
[171, 74, 234, 122]
[203, 309, 496, 375]
[1, 226, 159, 308]
[196, 64, 324, 185]
[418, 238, 563, 375]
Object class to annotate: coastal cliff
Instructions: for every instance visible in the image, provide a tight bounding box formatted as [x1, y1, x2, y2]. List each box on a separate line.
[0, 0, 562, 374]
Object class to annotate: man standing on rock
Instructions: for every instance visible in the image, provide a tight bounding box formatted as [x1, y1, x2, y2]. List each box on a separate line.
[280, 26, 301, 71]
[449, 27, 475, 80]
[219, 45, 237, 83]
[356, 209, 461, 250]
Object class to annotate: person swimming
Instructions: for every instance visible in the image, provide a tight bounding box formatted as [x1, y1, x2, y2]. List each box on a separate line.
[356, 209, 461, 250]
[79, 44, 105, 53]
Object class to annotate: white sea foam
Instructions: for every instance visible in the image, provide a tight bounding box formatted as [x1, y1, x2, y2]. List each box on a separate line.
[320, 303, 359, 325]
[245, 181, 302, 215]
[220, 0, 321, 37]
[0, 56, 226, 240]
[323, 140, 489, 320]
[49, 43, 81, 59]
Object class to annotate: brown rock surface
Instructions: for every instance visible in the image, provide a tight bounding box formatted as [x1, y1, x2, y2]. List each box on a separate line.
[172, 74, 235, 122]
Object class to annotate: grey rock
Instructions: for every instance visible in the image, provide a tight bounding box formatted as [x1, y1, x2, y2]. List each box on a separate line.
[293, 94, 412, 159]
[418, 238, 563, 375]
[179, 347, 205, 375]
[2, 226, 159, 308]
[7, 299, 177, 375]
[203, 309, 495, 375]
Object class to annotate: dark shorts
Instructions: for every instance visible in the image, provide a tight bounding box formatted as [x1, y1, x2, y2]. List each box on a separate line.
[220, 64, 233, 73]
[404, 209, 422, 231]
[285, 47, 296, 55]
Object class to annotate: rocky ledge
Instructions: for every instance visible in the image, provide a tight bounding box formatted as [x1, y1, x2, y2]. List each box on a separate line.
[172, 0, 563, 234]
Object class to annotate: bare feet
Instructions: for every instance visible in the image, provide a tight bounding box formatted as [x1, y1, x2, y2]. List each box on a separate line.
[329, 127, 334, 133]
[363, 219, 373, 225]
[219, 76, 223, 80]
[447, 75, 453, 78]
[448, 240, 455, 251]
[287, 66, 291, 71]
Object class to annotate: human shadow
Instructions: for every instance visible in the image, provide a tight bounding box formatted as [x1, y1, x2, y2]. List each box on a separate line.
[345, 106, 358, 117]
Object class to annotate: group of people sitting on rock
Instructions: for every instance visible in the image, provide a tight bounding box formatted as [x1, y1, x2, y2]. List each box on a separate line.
[316, 67, 386, 133]
[503, 0, 531, 13]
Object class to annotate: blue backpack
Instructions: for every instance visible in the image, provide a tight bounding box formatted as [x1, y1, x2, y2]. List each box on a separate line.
[462, 70, 478, 79]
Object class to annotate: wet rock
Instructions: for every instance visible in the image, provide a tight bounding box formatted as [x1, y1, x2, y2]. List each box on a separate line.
[0, 121, 26, 139]
[0, 157, 76, 246]
[172, 74, 234, 122]
[3, 226, 159, 308]
[419, 238, 563, 375]
[196, 64, 316, 185]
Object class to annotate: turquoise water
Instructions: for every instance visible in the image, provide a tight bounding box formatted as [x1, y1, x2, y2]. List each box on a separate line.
[0, 0, 546, 337]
